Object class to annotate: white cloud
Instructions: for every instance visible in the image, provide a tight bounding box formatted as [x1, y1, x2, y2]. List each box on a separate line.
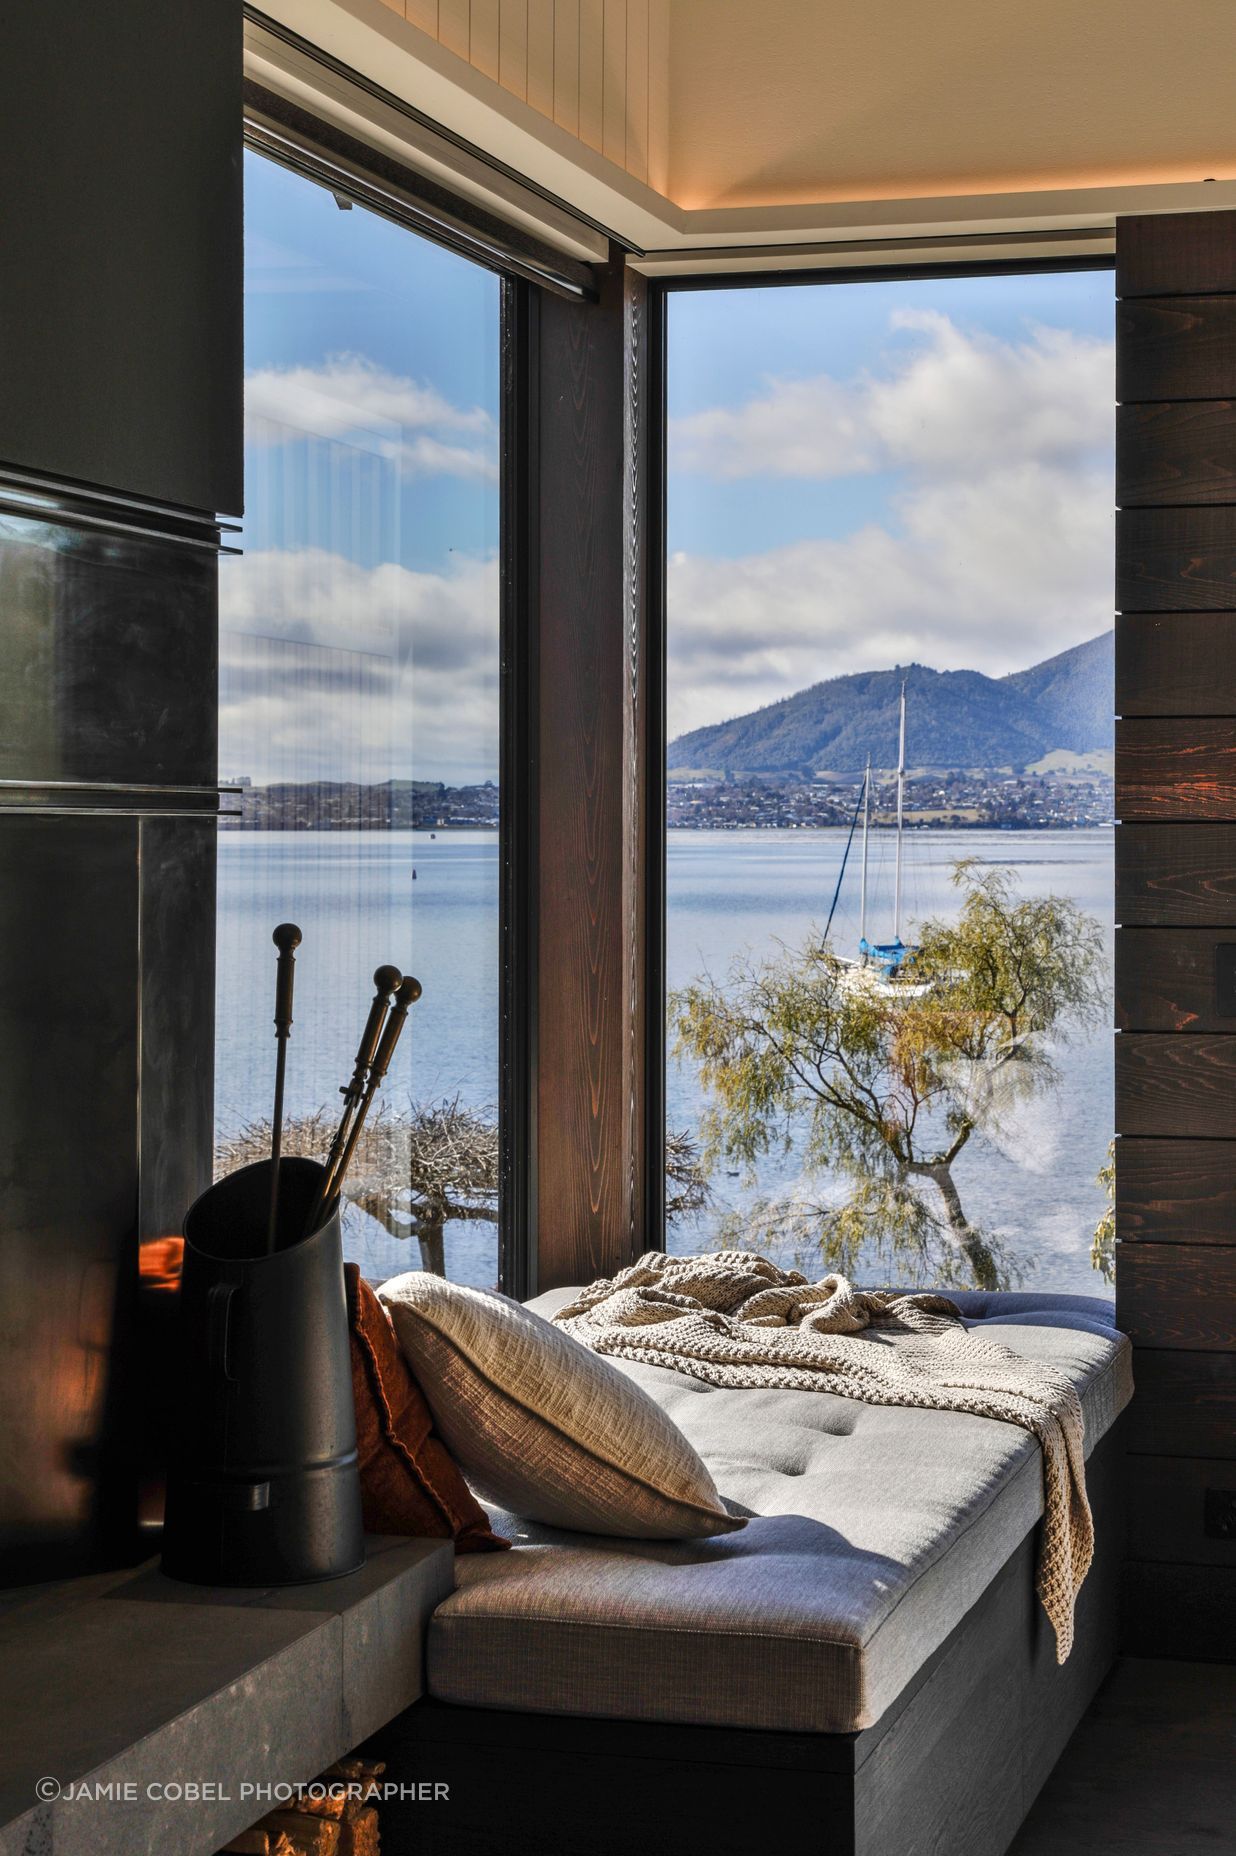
[245, 354, 497, 481]
[219, 547, 499, 785]
[666, 312, 1114, 740]
[667, 458, 1114, 740]
[670, 312, 1113, 482]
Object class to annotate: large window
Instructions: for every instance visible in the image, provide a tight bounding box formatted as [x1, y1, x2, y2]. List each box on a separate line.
[217, 150, 502, 1288]
[664, 270, 1115, 1294]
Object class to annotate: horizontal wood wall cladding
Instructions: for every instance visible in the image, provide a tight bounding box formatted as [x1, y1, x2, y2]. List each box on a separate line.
[1117, 297, 1236, 402]
[1117, 403, 1236, 506]
[1124, 1349, 1236, 1456]
[1122, 1559, 1236, 1661]
[1115, 209, 1236, 1662]
[1116, 1242, 1236, 1350]
[1117, 823, 1236, 922]
[1116, 718, 1236, 820]
[1128, 1455, 1236, 1567]
[1116, 1034, 1236, 1136]
[1117, 506, 1236, 610]
[1117, 614, 1236, 713]
[1117, 213, 1236, 300]
[1116, 928, 1236, 1030]
[1116, 1136, 1236, 1242]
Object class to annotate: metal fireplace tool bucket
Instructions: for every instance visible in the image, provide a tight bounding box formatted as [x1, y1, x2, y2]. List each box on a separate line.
[162, 1155, 364, 1586]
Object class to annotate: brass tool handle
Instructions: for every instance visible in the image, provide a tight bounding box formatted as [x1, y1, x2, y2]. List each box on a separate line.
[343, 963, 402, 1103]
[327, 974, 422, 1212]
[272, 922, 302, 1039]
[306, 964, 403, 1235]
[369, 974, 422, 1086]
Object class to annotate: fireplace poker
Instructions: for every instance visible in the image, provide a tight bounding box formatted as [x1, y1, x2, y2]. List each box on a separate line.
[321, 973, 422, 1216]
[267, 922, 302, 1253]
[303, 963, 402, 1236]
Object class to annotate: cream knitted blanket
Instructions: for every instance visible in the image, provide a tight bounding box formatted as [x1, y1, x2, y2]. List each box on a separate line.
[555, 1251, 1092, 1663]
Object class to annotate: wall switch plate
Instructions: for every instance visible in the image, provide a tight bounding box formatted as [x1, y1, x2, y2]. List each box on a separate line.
[1216, 945, 1236, 1017]
[1203, 1488, 1236, 1540]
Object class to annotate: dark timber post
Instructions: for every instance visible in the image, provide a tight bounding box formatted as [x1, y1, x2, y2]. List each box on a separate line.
[1114, 208, 1236, 1659]
[516, 250, 653, 1291]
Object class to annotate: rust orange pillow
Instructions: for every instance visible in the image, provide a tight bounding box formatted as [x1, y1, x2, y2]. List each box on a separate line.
[346, 1263, 508, 1554]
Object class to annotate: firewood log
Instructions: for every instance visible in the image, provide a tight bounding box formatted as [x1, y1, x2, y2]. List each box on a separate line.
[293, 1788, 347, 1821]
[338, 1807, 379, 1856]
[260, 1811, 341, 1856]
[326, 1756, 385, 1791]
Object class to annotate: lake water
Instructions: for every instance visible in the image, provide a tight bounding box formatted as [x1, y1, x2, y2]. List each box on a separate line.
[216, 826, 1114, 1295]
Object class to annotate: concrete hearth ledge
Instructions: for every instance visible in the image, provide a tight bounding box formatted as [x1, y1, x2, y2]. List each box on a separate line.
[0, 1536, 454, 1856]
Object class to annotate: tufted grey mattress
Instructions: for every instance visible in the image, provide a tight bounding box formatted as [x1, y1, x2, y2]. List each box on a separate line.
[427, 1289, 1133, 1736]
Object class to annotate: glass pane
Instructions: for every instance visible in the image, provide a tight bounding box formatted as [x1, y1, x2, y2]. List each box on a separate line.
[216, 150, 501, 1288]
[665, 272, 1115, 1294]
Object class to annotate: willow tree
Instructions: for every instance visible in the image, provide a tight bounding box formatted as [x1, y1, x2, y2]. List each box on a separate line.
[672, 861, 1105, 1290]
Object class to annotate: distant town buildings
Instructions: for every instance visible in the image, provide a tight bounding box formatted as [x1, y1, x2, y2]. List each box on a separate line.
[667, 768, 1114, 830]
[221, 769, 1112, 832]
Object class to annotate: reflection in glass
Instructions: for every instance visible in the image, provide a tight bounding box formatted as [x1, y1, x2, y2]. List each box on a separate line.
[216, 151, 501, 1288]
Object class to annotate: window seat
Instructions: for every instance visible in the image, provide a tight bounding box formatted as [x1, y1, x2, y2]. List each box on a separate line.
[426, 1289, 1132, 1736]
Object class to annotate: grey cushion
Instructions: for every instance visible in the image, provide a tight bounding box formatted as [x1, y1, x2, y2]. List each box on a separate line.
[427, 1289, 1133, 1735]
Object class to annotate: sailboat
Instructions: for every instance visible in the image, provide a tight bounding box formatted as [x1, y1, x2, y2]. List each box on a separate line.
[832, 683, 933, 998]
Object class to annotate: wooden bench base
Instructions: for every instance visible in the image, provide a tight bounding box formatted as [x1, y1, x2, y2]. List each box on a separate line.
[364, 1417, 1125, 1856]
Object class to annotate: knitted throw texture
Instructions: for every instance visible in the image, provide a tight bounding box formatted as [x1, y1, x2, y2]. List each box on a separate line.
[555, 1251, 1092, 1663]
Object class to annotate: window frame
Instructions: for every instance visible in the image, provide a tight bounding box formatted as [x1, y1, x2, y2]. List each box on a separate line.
[644, 255, 1117, 1254]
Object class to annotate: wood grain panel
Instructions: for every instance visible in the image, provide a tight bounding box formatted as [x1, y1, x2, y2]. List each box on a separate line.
[1117, 297, 1236, 403]
[1117, 505, 1236, 611]
[1117, 211, 1236, 299]
[603, 0, 626, 167]
[1117, 613, 1236, 715]
[1116, 927, 1236, 1031]
[1116, 1033, 1236, 1137]
[1117, 401, 1236, 506]
[498, 0, 527, 97]
[647, 0, 668, 192]
[533, 254, 648, 1290]
[470, 0, 500, 80]
[1125, 1349, 1236, 1455]
[406, 0, 440, 36]
[578, 0, 604, 150]
[553, 0, 579, 133]
[1114, 208, 1236, 1659]
[1116, 1136, 1236, 1242]
[1129, 1454, 1236, 1566]
[624, 0, 648, 183]
[1116, 717, 1236, 820]
[1122, 1559, 1236, 1660]
[526, 0, 554, 116]
[437, 0, 469, 58]
[1117, 822, 1236, 923]
[1115, 1241, 1236, 1350]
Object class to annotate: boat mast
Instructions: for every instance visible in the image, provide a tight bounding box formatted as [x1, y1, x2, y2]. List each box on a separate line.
[859, 756, 871, 948]
[893, 682, 906, 943]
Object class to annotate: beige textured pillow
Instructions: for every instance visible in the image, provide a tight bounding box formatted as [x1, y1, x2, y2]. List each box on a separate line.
[379, 1274, 744, 1540]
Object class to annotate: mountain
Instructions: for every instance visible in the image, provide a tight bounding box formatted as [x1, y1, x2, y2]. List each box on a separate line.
[1002, 630, 1113, 754]
[667, 631, 1113, 776]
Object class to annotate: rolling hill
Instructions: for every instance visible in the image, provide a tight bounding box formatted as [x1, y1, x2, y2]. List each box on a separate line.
[667, 630, 1113, 776]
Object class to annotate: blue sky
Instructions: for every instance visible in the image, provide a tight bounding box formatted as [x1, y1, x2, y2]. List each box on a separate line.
[225, 151, 1115, 781]
[668, 271, 1113, 560]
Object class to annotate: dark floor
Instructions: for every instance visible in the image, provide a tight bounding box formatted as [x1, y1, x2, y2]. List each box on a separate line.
[1008, 1658, 1236, 1855]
